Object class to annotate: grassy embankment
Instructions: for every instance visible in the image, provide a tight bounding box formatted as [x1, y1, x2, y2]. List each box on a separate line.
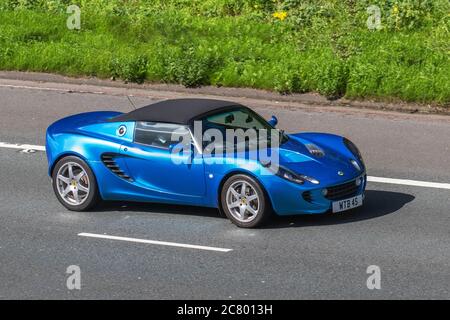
[0, 0, 449, 104]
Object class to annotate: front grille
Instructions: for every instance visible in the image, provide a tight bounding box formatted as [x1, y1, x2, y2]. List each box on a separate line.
[325, 180, 359, 201]
[101, 153, 133, 182]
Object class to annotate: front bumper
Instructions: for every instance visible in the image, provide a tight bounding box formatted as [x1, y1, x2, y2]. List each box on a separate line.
[267, 173, 367, 216]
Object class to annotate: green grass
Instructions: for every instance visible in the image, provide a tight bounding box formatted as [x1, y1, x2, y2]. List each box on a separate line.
[0, 0, 449, 104]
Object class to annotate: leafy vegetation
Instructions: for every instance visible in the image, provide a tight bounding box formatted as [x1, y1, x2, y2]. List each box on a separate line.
[0, 0, 448, 104]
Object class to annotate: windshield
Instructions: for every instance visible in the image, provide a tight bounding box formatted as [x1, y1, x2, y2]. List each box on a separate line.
[199, 107, 288, 152]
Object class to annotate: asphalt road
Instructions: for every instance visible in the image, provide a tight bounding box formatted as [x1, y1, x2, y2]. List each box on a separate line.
[0, 81, 449, 299]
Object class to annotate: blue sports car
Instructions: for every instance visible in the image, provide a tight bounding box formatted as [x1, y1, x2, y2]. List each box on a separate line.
[46, 98, 366, 228]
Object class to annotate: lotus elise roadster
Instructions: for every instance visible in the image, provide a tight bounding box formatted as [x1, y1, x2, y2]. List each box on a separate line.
[46, 98, 366, 228]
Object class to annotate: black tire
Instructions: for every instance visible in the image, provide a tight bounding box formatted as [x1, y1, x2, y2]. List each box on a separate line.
[52, 156, 100, 211]
[220, 174, 271, 228]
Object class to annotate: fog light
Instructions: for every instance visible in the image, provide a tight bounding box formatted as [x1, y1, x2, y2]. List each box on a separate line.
[322, 189, 328, 196]
[356, 177, 362, 186]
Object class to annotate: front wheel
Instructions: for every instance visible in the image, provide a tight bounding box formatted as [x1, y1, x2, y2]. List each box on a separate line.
[52, 156, 100, 211]
[220, 174, 271, 228]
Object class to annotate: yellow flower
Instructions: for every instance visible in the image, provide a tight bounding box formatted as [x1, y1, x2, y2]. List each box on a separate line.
[392, 5, 399, 14]
[272, 11, 288, 21]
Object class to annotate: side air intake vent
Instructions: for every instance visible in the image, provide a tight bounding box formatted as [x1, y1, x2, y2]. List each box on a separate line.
[101, 153, 133, 182]
[302, 191, 313, 203]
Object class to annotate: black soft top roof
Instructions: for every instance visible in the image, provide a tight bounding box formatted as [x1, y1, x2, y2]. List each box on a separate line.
[109, 98, 242, 124]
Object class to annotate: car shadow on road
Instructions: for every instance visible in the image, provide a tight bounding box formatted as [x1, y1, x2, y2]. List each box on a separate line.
[93, 201, 222, 219]
[265, 190, 415, 229]
[92, 190, 414, 228]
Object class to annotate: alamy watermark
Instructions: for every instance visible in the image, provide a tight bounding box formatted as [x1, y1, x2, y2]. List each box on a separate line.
[66, 5, 81, 30]
[66, 265, 81, 290]
[367, 5, 382, 30]
[64, 4, 383, 32]
[167, 121, 281, 175]
[366, 265, 381, 290]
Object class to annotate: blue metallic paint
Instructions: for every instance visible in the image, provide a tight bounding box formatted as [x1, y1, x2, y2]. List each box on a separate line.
[46, 110, 366, 216]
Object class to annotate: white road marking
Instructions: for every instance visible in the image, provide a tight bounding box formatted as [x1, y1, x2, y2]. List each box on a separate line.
[0, 84, 106, 95]
[367, 176, 450, 190]
[1, 141, 449, 190]
[78, 233, 233, 253]
[0, 142, 45, 152]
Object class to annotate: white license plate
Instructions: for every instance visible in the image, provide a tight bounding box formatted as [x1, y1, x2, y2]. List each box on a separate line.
[332, 195, 363, 213]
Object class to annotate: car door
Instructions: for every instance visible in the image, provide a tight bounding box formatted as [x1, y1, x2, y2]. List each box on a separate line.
[120, 121, 206, 201]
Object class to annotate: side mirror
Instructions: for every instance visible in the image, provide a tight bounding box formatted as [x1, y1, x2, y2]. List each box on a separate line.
[225, 114, 235, 124]
[268, 115, 278, 128]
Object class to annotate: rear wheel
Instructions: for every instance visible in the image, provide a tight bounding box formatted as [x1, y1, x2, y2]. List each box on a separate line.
[52, 156, 100, 211]
[220, 174, 271, 228]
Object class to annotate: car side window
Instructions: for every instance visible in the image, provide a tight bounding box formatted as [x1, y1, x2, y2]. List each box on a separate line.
[134, 122, 190, 149]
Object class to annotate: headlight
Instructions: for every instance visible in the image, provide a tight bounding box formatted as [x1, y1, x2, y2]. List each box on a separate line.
[344, 138, 365, 167]
[305, 143, 325, 157]
[350, 159, 361, 171]
[271, 166, 320, 185]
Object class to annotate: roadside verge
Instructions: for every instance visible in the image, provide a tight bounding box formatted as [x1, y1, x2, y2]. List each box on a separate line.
[0, 71, 448, 116]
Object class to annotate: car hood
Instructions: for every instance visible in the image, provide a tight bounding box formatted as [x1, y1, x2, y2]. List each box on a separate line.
[274, 134, 361, 185]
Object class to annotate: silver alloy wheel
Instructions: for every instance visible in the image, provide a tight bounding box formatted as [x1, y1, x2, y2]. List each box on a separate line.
[226, 180, 260, 223]
[56, 162, 90, 206]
